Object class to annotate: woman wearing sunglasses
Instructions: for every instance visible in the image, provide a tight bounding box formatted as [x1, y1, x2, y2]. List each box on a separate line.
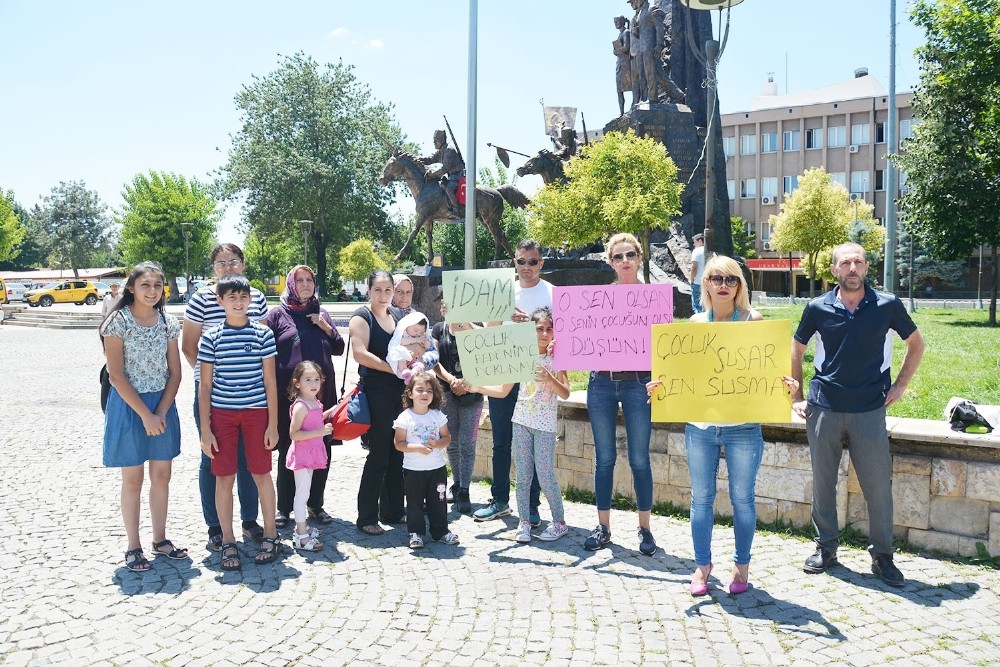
[583, 233, 657, 556]
[654, 254, 793, 596]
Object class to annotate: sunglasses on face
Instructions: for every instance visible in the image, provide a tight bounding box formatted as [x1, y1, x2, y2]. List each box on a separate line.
[708, 275, 740, 287]
[515, 258, 541, 266]
[611, 250, 639, 263]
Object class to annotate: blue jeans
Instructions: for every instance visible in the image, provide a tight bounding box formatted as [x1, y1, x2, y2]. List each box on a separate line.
[691, 284, 703, 314]
[587, 371, 653, 512]
[488, 386, 540, 509]
[685, 423, 764, 566]
[194, 382, 259, 526]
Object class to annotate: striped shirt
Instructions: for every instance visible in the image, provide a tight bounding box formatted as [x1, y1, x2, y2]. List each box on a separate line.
[197, 320, 276, 409]
[184, 285, 268, 382]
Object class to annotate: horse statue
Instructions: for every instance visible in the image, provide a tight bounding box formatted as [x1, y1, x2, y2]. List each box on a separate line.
[516, 149, 568, 185]
[379, 150, 530, 262]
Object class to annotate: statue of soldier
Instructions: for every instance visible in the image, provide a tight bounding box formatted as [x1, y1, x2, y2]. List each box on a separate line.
[418, 129, 464, 216]
[550, 125, 578, 161]
[653, 0, 686, 104]
[629, 0, 661, 105]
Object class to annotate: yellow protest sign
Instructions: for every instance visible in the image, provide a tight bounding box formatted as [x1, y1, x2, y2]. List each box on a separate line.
[650, 320, 793, 423]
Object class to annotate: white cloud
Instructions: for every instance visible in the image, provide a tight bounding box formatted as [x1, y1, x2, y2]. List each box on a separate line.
[367, 39, 384, 49]
[329, 27, 349, 38]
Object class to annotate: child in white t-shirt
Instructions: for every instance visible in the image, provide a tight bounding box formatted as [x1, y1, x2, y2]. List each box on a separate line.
[393, 371, 459, 549]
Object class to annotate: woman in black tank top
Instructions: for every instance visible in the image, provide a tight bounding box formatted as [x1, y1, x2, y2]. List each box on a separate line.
[349, 271, 405, 534]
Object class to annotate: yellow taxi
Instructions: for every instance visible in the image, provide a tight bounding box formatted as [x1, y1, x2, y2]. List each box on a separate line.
[0, 277, 7, 305]
[25, 280, 100, 307]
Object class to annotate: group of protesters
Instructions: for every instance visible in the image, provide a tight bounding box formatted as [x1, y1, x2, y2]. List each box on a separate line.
[100, 232, 924, 592]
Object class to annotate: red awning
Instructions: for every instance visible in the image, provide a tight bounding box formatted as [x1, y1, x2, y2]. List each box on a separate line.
[746, 258, 803, 271]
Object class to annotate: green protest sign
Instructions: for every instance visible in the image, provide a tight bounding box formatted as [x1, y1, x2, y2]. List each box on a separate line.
[455, 322, 539, 387]
[443, 268, 515, 323]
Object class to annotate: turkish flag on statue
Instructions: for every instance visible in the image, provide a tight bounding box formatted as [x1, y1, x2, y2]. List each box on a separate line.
[456, 177, 467, 205]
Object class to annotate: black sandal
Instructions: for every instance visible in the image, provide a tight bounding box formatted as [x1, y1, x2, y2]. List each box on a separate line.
[275, 512, 290, 529]
[125, 548, 151, 572]
[308, 507, 334, 524]
[242, 523, 265, 544]
[220, 543, 241, 571]
[152, 539, 189, 560]
[255, 536, 282, 564]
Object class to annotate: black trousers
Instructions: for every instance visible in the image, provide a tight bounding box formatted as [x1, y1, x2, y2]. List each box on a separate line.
[356, 376, 405, 527]
[404, 465, 449, 540]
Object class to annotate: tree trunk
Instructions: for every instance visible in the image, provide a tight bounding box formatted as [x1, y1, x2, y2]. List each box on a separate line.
[642, 227, 651, 284]
[990, 245, 997, 327]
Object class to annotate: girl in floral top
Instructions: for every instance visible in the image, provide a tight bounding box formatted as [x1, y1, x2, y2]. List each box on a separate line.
[477, 307, 571, 543]
[100, 261, 186, 572]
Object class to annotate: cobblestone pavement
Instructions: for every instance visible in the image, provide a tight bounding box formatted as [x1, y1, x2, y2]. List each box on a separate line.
[2, 325, 1000, 667]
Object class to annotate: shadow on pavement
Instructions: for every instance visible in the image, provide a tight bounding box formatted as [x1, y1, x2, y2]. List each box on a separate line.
[689, 587, 844, 641]
[827, 564, 981, 605]
[113, 559, 203, 596]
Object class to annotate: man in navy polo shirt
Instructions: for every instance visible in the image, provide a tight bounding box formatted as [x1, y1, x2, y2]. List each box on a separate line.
[791, 242, 925, 587]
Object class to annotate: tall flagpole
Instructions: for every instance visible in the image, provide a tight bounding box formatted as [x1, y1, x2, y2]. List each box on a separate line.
[885, 0, 898, 293]
[464, 0, 478, 270]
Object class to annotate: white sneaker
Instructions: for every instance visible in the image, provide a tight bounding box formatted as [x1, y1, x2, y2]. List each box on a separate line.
[515, 521, 533, 543]
[438, 532, 460, 545]
[409, 533, 424, 549]
[292, 531, 323, 552]
[537, 521, 569, 542]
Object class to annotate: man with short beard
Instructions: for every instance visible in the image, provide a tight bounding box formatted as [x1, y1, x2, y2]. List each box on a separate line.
[791, 242, 925, 587]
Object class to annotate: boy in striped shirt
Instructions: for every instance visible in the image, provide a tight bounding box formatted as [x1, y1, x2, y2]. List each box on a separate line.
[198, 275, 281, 569]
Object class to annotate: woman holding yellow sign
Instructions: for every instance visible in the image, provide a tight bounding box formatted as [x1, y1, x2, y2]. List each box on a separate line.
[648, 255, 796, 596]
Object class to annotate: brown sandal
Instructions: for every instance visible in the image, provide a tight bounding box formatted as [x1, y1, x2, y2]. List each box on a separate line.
[358, 524, 385, 536]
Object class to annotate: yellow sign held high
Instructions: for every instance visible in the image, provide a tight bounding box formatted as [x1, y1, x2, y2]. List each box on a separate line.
[650, 320, 793, 423]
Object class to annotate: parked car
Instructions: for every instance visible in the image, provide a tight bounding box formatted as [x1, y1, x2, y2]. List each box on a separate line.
[25, 280, 100, 307]
[0, 277, 6, 305]
[92, 281, 114, 299]
[6, 282, 29, 301]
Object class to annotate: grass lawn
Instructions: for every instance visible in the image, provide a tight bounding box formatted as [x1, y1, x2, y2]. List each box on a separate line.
[567, 305, 1000, 421]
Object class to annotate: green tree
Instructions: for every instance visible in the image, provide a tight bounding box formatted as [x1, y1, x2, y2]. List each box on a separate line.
[430, 157, 528, 268]
[894, 0, 1000, 324]
[769, 168, 858, 296]
[35, 181, 112, 275]
[529, 130, 683, 280]
[243, 228, 298, 287]
[730, 216, 756, 259]
[218, 52, 403, 297]
[0, 189, 26, 263]
[337, 238, 388, 290]
[895, 225, 967, 289]
[116, 171, 220, 295]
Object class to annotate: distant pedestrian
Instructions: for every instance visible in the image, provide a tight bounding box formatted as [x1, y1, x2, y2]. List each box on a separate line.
[102, 282, 122, 320]
[689, 233, 705, 314]
[476, 307, 571, 543]
[285, 361, 333, 552]
[393, 371, 459, 549]
[792, 242, 925, 587]
[101, 262, 186, 572]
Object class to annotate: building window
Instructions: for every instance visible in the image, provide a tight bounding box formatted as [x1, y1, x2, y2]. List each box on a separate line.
[723, 136, 736, 157]
[760, 177, 778, 198]
[740, 134, 757, 155]
[899, 119, 914, 140]
[828, 126, 846, 148]
[760, 132, 778, 153]
[851, 123, 870, 145]
[760, 221, 771, 243]
[875, 169, 886, 191]
[899, 170, 910, 194]
[740, 178, 757, 199]
[829, 172, 846, 188]
[783, 130, 800, 151]
[805, 128, 822, 149]
[875, 121, 886, 144]
[783, 175, 799, 195]
[727, 179, 736, 200]
[850, 170, 870, 194]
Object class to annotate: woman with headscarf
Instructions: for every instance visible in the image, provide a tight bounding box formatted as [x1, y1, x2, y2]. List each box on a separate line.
[265, 265, 346, 528]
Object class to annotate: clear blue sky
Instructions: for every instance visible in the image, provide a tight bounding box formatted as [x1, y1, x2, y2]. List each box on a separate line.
[0, 1, 923, 244]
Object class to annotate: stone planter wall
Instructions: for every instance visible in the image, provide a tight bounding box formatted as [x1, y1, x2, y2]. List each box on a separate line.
[472, 391, 1000, 558]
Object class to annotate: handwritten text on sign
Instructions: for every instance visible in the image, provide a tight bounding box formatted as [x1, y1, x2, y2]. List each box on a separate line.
[650, 320, 792, 423]
[552, 284, 673, 371]
[456, 322, 539, 387]
[443, 268, 514, 323]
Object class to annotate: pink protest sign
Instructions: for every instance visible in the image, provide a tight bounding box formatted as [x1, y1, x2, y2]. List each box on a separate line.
[552, 284, 674, 371]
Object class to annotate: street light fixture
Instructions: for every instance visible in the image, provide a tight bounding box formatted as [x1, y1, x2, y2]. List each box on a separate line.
[180, 223, 193, 297]
[299, 220, 313, 265]
[680, 0, 746, 256]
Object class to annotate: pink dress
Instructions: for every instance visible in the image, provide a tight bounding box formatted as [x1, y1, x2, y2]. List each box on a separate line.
[286, 398, 329, 471]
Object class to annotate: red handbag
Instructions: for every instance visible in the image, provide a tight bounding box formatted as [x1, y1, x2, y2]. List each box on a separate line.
[329, 384, 371, 441]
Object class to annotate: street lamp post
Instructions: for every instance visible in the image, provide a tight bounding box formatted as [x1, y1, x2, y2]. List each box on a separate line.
[681, 0, 746, 256]
[299, 220, 313, 265]
[180, 222, 193, 288]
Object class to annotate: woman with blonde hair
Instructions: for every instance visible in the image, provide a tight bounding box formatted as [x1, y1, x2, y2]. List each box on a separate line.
[584, 232, 658, 556]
